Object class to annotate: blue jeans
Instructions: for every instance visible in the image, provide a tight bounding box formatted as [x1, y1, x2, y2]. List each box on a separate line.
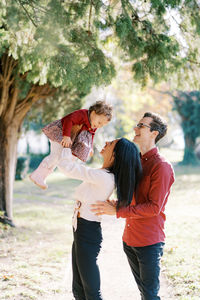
[72, 218, 103, 300]
[123, 241, 164, 300]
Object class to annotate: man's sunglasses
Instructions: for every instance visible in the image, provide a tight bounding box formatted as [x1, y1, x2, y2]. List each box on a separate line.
[136, 123, 151, 129]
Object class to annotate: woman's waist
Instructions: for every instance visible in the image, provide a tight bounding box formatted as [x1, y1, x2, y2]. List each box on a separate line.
[79, 209, 101, 223]
[74, 185, 114, 202]
[75, 200, 101, 222]
[74, 195, 109, 205]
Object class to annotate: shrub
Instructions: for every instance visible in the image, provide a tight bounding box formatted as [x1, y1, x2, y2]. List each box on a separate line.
[15, 156, 29, 180]
[28, 153, 49, 171]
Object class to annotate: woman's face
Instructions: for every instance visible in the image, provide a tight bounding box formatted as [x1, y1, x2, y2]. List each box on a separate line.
[100, 139, 119, 167]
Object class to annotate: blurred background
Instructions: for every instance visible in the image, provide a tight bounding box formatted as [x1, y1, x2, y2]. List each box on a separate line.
[1, 1, 200, 299]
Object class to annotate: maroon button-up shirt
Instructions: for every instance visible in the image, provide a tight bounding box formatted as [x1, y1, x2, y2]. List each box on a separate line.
[117, 147, 175, 247]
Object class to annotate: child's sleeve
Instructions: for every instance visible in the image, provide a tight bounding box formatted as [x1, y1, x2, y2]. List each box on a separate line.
[61, 110, 86, 137]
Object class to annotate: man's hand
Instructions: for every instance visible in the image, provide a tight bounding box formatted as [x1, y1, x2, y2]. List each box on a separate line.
[91, 200, 117, 216]
[61, 136, 72, 148]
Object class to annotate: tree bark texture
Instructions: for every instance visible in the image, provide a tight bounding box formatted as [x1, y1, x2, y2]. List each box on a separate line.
[0, 52, 56, 223]
[0, 121, 19, 219]
[175, 96, 198, 165]
[183, 133, 197, 164]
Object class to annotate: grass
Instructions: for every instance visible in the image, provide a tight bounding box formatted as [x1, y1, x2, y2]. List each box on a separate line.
[0, 172, 80, 300]
[159, 149, 200, 300]
[0, 149, 200, 299]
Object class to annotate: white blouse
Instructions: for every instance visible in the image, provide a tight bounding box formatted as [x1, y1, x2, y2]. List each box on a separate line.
[58, 149, 115, 228]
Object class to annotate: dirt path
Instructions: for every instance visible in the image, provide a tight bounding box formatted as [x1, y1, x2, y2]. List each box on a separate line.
[65, 216, 175, 300]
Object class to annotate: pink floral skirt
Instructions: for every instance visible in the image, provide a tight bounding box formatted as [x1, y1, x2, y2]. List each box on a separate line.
[42, 120, 92, 162]
[42, 119, 63, 143]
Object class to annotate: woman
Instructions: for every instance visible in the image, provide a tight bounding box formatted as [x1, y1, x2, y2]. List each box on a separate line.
[58, 138, 142, 300]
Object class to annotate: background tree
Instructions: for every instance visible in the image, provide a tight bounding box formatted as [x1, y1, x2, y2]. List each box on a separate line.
[171, 91, 200, 165]
[0, 1, 115, 225]
[1, 0, 200, 225]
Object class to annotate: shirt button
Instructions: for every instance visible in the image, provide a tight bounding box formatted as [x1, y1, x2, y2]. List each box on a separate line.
[127, 224, 130, 227]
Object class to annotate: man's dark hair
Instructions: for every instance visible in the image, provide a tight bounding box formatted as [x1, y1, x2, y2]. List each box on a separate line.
[143, 112, 167, 143]
[108, 138, 142, 210]
[89, 100, 113, 121]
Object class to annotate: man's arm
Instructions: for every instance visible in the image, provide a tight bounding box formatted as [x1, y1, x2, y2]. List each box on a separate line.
[91, 163, 174, 218]
[117, 163, 174, 219]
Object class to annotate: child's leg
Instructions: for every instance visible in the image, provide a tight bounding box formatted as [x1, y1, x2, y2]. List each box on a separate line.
[42, 141, 63, 169]
[29, 141, 63, 189]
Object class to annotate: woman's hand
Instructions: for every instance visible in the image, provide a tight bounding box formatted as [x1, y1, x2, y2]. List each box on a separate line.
[91, 200, 117, 216]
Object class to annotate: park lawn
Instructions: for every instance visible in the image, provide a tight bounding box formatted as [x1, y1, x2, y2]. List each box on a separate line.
[160, 149, 200, 299]
[0, 149, 200, 300]
[163, 165, 200, 300]
[0, 172, 79, 300]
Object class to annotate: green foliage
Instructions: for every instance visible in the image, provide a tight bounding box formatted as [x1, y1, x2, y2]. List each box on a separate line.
[23, 111, 45, 132]
[15, 156, 29, 180]
[28, 153, 49, 171]
[2, 0, 115, 92]
[150, 0, 183, 14]
[115, 11, 181, 86]
[1, 0, 200, 91]
[23, 86, 86, 130]
[172, 91, 200, 165]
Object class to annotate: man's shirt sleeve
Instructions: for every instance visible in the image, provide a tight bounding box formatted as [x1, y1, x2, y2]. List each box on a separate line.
[117, 162, 175, 219]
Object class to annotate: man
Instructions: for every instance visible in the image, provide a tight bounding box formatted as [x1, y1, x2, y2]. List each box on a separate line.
[91, 112, 175, 300]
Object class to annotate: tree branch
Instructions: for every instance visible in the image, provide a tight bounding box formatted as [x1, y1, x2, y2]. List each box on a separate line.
[7, 59, 18, 82]
[1, 53, 17, 82]
[16, 0, 37, 27]
[15, 84, 56, 117]
[1, 52, 9, 80]
[4, 86, 19, 125]
[88, 0, 93, 32]
[171, 15, 196, 39]
[187, 59, 200, 66]
[0, 53, 18, 117]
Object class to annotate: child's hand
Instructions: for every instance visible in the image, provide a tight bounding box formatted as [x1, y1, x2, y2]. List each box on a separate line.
[61, 136, 72, 148]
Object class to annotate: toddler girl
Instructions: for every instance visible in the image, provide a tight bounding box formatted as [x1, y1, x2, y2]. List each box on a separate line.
[29, 101, 113, 189]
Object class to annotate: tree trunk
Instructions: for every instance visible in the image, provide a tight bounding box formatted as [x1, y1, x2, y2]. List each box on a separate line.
[0, 120, 19, 224]
[182, 133, 197, 165]
[0, 52, 56, 225]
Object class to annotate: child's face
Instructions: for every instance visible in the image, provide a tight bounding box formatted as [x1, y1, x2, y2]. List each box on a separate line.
[90, 111, 109, 129]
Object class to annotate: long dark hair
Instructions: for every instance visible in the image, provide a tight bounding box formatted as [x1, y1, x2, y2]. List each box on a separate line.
[108, 138, 142, 210]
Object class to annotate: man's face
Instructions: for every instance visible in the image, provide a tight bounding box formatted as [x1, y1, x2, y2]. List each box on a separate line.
[133, 117, 156, 147]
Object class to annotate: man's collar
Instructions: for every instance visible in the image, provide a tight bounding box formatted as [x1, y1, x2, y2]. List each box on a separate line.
[140, 147, 158, 161]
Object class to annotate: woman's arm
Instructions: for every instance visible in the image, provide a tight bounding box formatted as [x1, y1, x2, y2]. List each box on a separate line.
[57, 148, 108, 184]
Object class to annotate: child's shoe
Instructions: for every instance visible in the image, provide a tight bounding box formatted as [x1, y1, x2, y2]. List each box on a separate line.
[29, 162, 53, 189]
